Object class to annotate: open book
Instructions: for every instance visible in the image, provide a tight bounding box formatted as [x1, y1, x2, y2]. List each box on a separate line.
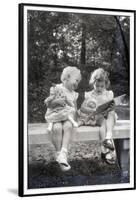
[95, 94, 126, 114]
[85, 94, 126, 122]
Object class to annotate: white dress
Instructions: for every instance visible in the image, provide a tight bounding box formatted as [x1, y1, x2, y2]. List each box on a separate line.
[85, 89, 114, 106]
[45, 83, 78, 123]
[78, 89, 117, 125]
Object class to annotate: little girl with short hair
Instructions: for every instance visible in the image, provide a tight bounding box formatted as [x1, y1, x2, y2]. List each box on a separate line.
[44, 66, 81, 171]
[78, 68, 117, 163]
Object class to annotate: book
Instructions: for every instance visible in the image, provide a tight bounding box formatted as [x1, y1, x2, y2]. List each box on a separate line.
[84, 94, 126, 122]
[96, 94, 126, 114]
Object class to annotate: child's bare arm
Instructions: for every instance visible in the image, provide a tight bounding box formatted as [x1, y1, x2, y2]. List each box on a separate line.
[44, 86, 56, 107]
[44, 95, 54, 106]
[65, 98, 74, 107]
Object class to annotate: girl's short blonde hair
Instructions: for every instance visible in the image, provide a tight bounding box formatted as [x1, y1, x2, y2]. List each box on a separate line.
[89, 68, 110, 89]
[61, 66, 81, 83]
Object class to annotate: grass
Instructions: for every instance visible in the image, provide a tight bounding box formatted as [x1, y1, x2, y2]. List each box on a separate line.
[28, 106, 130, 189]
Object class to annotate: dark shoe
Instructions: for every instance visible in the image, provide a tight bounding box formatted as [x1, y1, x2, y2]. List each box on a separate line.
[101, 152, 116, 165]
[103, 139, 114, 150]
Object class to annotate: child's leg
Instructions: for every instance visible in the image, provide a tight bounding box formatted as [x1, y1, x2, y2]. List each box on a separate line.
[102, 111, 116, 150]
[97, 114, 116, 160]
[106, 111, 116, 139]
[51, 121, 71, 171]
[68, 115, 78, 127]
[56, 120, 73, 171]
[96, 116, 108, 153]
[51, 122, 63, 152]
[47, 122, 53, 131]
[62, 120, 73, 150]
[99, 119, 107, 141]
[96, 115, 106, 141]
[99, 119, 108, 153]
[100, 128, 112, 154]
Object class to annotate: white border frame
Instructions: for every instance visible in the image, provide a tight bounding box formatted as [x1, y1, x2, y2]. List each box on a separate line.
[22, 4, 135, 196]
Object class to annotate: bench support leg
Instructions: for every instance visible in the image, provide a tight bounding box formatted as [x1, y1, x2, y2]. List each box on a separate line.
[114, 139, 130, 171]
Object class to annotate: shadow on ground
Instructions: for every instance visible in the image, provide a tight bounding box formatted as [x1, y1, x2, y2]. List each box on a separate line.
[28, 157, 129, 189]
[28, 106, 130, 189]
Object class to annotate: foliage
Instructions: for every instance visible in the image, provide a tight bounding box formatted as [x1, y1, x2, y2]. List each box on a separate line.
[27, 10, 130, 122]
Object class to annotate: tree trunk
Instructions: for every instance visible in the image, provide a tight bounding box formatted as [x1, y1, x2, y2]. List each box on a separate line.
[114, 16, 129, 94]
[80, 22, 86, 66]
[114, 16, 129, 69]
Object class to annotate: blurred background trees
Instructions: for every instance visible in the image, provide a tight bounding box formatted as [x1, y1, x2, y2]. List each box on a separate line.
[27, 10, 129, 122]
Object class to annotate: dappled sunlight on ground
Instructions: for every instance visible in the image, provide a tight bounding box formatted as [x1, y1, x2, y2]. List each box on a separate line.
[28, 141, 129, 189]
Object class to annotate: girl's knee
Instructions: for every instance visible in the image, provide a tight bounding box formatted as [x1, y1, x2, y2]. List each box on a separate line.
[99, 119, 106, 132]
[99, 125, 106, 140]
[53, 123, 62, 132]
[109, 110, 115, 114]
[100, 124, 106, 133]
[108, 110, 116, 118]
[63, 121, 73, 131]
[96, 116, 106, 127]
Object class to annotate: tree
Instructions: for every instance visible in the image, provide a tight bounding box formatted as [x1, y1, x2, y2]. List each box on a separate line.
[27, 10, 130, 122]
[114, 16, 129, 70]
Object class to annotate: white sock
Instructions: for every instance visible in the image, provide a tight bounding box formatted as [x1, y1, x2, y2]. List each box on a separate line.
[61, 147, 68, 153]
[106, 132, 112, 139]
[55, 151, 60, 162]
[56, 148, 67, 162]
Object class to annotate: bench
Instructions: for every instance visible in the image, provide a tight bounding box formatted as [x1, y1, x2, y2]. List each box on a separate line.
[28, 120, 130, 171]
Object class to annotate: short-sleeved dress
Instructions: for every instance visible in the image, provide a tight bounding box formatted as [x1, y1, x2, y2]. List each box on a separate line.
[45, 83, 78, 123]
[85, 89, 114, 106]
[78, 89, 117, 125]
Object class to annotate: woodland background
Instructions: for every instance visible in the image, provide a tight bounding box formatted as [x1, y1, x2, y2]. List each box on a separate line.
[27, 10, 129, 122]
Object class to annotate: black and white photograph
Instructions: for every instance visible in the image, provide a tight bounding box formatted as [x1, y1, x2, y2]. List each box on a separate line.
[19, 3, 136, 197]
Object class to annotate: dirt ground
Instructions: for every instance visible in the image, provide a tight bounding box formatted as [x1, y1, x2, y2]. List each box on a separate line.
[28, 141, 129, 189]
[28, 106, 129, 189]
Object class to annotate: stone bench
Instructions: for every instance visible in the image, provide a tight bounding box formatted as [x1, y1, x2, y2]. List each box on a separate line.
[28, 120, 130, 170]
